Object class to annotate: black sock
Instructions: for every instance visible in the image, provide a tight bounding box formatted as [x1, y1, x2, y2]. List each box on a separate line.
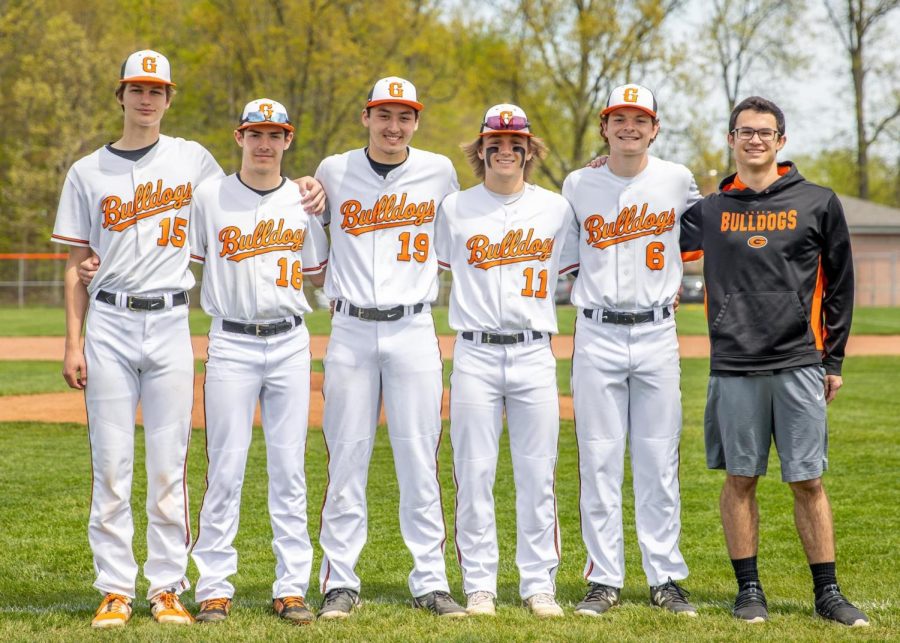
[811, 562, 837, 595]
[731, 556, 759, 588]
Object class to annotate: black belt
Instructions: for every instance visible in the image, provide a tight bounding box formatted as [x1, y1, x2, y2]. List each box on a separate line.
[336, 300, 425, 322]
[461, 331, 544, 345]
[96, 289, 188, 311]
[584, 307, 671, 325]
[222, 316, 303, 337]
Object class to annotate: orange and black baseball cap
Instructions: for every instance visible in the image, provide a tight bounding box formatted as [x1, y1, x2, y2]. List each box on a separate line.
[366, 77, 424, 111]
[602, 83, 657, 118]
[120, 50, 175, 86]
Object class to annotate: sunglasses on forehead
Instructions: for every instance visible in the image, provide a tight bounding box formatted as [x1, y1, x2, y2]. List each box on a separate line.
[482, 114, 530, 132]
[241, 110, 291, 125]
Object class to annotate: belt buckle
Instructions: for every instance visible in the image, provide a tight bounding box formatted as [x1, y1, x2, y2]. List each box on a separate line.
[126, 296, 140, 311]
[255, 324, 268, 337]
[620, 311, 636, 324]
[357, 308, 375, 321]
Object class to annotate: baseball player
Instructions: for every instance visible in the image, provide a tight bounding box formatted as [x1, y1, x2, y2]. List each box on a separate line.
[188, 99, 328, 625]
[436, 104, 577, 618]
[313, 76, 465, 619]
[680, 96, 867, 627]
[562, 84, 701, 617]
[52, 50, 223, 627]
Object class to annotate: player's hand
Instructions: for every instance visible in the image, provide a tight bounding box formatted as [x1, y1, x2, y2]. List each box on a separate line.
[295, 176, 326, 215]
[329, 299, 336, 318]
[824, 374, 842, 404]
[586, 155, 609, 169]
[63, 349, 87, 390]
[673, 290, 681, 313]
[78, 254, 100, 286]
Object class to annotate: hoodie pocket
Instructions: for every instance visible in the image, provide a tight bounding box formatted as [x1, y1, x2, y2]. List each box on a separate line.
[711, 292, 812, 357]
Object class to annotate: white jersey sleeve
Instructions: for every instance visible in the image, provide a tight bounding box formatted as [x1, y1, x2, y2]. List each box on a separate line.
[435, 196, 453, 271]
[315, 147, 457, 308]
[564, 155, 698, 311]
[194, 175, 322, 320]
[440, 184, 573, 334]
[51, 135, 224, 295]
[301, 210, 329, 275]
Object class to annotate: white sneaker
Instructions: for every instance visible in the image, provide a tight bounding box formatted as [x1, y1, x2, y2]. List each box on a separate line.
[466, 591, 496, 616]
[525, 593, 564, 618]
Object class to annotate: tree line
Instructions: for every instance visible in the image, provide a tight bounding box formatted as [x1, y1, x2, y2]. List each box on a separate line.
[1, 0, 897, 254]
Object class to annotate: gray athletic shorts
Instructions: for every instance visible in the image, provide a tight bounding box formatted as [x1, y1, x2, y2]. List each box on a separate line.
[705, 365, 828, 482]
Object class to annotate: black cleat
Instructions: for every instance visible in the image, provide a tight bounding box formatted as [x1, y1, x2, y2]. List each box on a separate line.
[815, 584, 869, 627]
[574, 583, 620, 616]
[733, 582, 768, 623]
[412, 590, 467, 618]
[650, 578, 697, 616]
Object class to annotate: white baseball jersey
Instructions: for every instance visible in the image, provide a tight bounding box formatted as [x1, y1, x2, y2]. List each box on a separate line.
[52, 134, 223, 294]
[436, 183, 577, 333]
[188, 174, 328, 320]
[562, 155, 700, 309]
[315, 147, 458, 307]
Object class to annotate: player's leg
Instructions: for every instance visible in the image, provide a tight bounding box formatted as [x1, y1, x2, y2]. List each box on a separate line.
[259, 325, 314, 599]
[139, 305, 197, 599]
[191, 326, 262, 601]
[319, 314, 380, 594]
[504, 341, 561, 600]
[83, 302, 142, 598]
[449, 338, 504, 597]
[628, 323, 689, 586]
[380, 312, 448, 596]
[572, 318, 630, 588]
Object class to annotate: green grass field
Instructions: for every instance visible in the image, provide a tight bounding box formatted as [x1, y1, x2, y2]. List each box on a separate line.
[0, 357, 897, 640]
[3, 304, 900, 336]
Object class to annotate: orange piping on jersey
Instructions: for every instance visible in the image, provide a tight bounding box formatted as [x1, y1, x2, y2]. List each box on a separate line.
[50, 233, 90, 245]
[681, 250, 703, 262]
[810, 258, 826, 351]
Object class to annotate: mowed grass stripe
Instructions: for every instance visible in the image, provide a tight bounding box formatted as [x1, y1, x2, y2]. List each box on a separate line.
[0, 358, 897, 640]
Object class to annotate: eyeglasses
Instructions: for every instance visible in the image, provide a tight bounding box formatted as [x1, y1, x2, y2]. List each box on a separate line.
[241, 110, 291, 125]
[482, 115, 530, 132]
[731, 127, 780, 142]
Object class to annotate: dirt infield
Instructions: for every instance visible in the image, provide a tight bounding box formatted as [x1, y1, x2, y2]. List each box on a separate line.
[1, 334, 898, 426]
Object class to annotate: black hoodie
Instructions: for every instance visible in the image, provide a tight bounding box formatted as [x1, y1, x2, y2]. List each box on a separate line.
[680, 162, 854, 375]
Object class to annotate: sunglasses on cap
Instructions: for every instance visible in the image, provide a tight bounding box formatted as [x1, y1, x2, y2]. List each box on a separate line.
[241, 110, 291, 125]
[482, 114, 530, 132]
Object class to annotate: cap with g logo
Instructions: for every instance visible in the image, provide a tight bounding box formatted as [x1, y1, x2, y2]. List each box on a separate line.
[237, 98, 295, 132]
[479, 103, 533, 137]
[602, 83, 657, 118]
[367, 76, 424, 111]
[120, 50, 174, 86]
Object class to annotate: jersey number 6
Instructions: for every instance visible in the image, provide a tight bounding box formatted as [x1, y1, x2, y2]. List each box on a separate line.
[646, 241, 665, 271]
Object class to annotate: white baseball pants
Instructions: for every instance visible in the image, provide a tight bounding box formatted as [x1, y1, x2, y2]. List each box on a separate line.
[573, 312, 688, 588]
[319, 310, 448, 597]
[193, 320, 313, 601]
[451, 335, 560, 599]
[83, 298, 193, 600]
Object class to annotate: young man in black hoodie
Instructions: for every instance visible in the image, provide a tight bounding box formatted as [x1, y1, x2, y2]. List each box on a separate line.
[680, 97, 868, 627]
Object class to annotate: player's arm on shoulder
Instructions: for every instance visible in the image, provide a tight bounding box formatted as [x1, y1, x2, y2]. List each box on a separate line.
[293, 176, 327, 215]
[63, 246, 92, 389]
